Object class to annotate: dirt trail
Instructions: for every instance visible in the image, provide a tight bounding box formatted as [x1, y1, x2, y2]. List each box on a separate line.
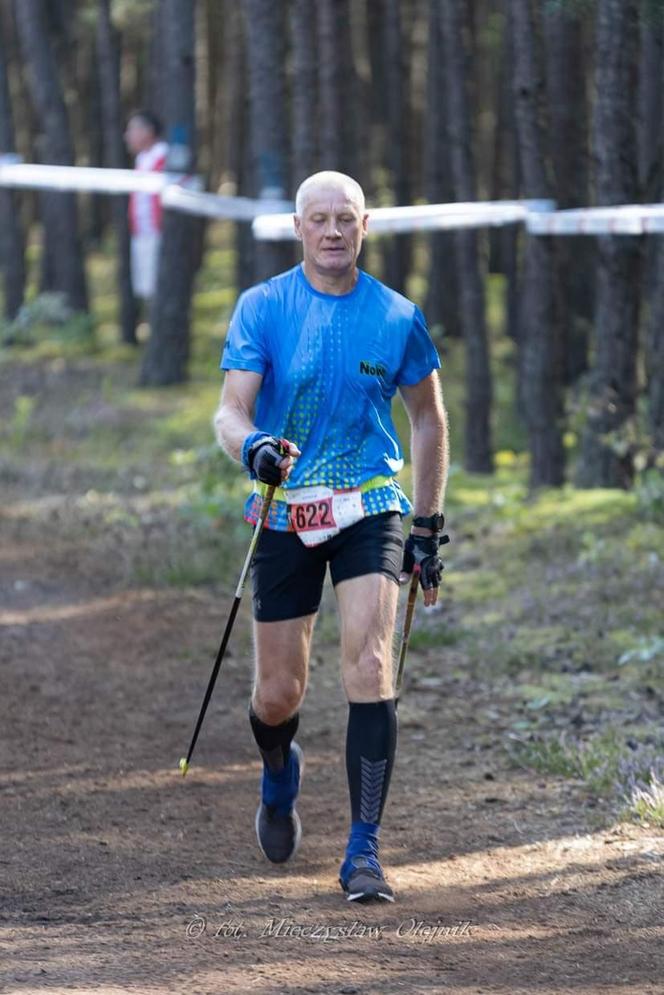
[1, 519, 663, 995]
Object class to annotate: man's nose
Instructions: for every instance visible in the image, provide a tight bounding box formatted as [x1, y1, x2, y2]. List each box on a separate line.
[324, 219, 341, 237]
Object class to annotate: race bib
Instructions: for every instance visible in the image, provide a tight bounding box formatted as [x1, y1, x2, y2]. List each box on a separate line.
[285, 485, 365, 547]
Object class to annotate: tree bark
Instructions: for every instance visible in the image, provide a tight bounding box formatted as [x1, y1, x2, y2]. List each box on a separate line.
[543, 2, 593, 384]
[578, 0, 641, 488]
[290, 0, 318, 190]
[316, 0, 360, 180]
[139, 0, 198, 386]
[642, 7, 664, 453]
[381, 0, 412, 294]
[14, 0, 88, 313]
[242, 0, 292, 281]
[423, 0, 460, 339]
[96, 0, 138, 346]
[439, 0, 493, 473]
[0, 7, 26, 321]
[508, 0, 565, 488]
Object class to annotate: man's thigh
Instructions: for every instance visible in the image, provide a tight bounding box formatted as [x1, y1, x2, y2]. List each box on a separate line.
[253, 614, 316, 695]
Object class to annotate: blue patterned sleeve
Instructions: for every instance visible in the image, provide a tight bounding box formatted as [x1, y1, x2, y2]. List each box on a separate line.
[220, 284, 269, 374]
[395, 305, 441, 386]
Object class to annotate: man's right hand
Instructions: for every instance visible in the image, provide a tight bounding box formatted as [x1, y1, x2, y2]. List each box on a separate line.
[246, 435, 300, 485]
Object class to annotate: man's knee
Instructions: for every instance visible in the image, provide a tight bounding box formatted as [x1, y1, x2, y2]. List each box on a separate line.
[252, 675, 304, 725]
[343, 646, 392, 701]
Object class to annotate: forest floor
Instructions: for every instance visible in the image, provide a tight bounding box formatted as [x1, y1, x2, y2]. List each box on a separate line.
[1, 351, 663, 995]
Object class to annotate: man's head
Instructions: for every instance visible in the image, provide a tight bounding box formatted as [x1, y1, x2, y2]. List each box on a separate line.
[294, 171, 368, 282]
[124, 110, 163, 155]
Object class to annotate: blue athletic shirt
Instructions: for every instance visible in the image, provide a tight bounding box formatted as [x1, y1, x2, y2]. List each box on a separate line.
[220, 263, 441, 530]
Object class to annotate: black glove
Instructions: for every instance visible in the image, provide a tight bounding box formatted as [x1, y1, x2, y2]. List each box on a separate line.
[246, 435, 285, 485]
[402, 531, 450, 591]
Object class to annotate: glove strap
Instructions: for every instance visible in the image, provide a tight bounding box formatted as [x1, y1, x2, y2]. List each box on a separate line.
[241, 431, 272, 473]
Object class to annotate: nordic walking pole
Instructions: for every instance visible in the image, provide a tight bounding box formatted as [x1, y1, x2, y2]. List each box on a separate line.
[178, 483, 277, 776]
[394, 569, 419, 707]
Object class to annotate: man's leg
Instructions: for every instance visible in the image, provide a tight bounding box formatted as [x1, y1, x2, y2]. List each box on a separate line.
[250, 615, 315, 863]
[249, 526, 325, 862]
[336, 573, 400, 901]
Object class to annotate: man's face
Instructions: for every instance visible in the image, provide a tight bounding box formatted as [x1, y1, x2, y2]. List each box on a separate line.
[294, 186, 368, 278]
[124, 117, 156, 156]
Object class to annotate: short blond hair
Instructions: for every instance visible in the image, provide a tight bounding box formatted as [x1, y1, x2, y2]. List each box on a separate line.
[295, 170, 366, 216]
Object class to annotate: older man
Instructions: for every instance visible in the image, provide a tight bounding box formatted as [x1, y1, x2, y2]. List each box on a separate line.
[214, 171, 448, 903]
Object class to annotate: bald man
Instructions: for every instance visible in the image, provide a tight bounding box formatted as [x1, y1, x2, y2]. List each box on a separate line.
[214, 171, 449, 903]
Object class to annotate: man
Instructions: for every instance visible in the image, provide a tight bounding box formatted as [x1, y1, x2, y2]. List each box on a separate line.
[124, 110, 168, 301]
[214, 170, 448, 903]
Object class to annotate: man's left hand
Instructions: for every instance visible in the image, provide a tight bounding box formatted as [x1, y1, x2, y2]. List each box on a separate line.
[400, 531, 450, 607]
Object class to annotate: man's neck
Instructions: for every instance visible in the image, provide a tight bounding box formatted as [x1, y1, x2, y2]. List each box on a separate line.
[302, 261, 359, 296]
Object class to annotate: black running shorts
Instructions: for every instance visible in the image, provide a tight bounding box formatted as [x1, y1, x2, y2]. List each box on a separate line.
[250, 511, 404, 623]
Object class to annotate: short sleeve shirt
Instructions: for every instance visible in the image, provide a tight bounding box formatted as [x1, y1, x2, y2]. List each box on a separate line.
[220, 264, 441, 528]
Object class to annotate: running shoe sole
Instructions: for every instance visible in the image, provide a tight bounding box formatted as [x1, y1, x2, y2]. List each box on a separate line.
[340, 868, 395, 903]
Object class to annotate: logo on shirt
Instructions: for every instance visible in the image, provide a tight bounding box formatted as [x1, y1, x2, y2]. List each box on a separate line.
[359, 360, 387, 378]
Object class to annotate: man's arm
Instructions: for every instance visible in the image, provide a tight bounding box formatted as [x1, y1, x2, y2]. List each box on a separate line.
[399, 370, 449, 522]
[398, 371, 449, 606]
[213, 370, 299, 480]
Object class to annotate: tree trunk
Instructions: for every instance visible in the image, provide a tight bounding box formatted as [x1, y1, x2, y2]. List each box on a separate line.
[646, 236, 664, 452]
[139, 0, 198, 386]
[508, 0, 565, 488]
[14, 0, 88, 313]
[642, 5, 664, 453]
[0, 8, 26, 321]
[578, 0, 641, 488]
[290, 0, 318, 190]
[317, 0, 360, 180]
[439, 0, 493, 473]
[96, 0, 138, 346]
[423, 0, 460, 339]
[242, 0, 292, 281]
[381, 0, 412, 294]
[543, 2, 593, 384]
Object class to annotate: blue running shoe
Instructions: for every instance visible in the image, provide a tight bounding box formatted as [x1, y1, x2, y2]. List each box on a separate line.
[339, 852, 395, 903]
[339, 824, 394, 902]
[255, 742, 303, 864]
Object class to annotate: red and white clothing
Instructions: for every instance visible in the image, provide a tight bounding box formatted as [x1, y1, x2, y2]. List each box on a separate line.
[129, 141, 168, 299]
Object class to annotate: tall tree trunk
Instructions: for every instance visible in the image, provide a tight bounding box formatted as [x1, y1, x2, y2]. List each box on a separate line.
[423, 0, 460, 339]
[224, 5, 254, 292]
[382, 0, 412, 294]
[290, 0, 318, 190]
[638, 7, 663, 201]
[508, 0, 565, 488]
[578, 0, 641, 488]
[242, 0, 291, 281]
[317, 0, 360, 180]
[642, 7, 664, 453]
[140, 0, 197, 386]
[439, 0, 493, 473]
[14, 0, 88, 313]
[647, 237, 664, 452]
[543, 2, 593, 384]
[96, 0, 138, 346]
[0, 8, 26, 321]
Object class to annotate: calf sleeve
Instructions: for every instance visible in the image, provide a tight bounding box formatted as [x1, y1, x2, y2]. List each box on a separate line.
[249, 704, 299, 774]
[345, 699, 397, 826]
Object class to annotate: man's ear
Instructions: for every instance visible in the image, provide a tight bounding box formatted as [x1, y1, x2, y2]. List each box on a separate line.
[293, 214, 303, 240]
[361, 212, 369, 238]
